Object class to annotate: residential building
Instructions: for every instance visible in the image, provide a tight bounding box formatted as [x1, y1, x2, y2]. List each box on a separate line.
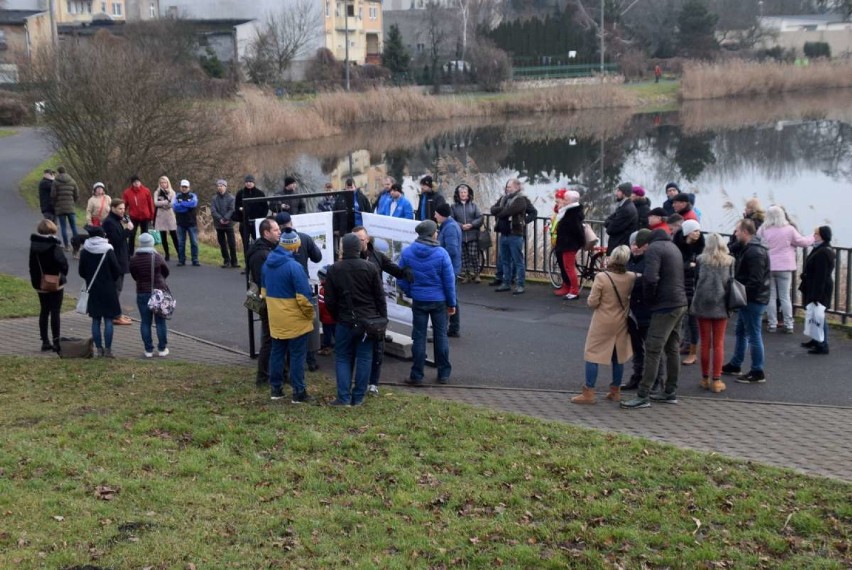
[3, 0, 160, 23]
[325, 0, 383, 65]
[0, 9, 52, 83]
[758, 15, 852, 57]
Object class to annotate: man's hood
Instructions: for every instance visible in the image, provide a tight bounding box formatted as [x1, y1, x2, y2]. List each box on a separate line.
[30, 233, 61, 253]
[265, 245, 296, 269]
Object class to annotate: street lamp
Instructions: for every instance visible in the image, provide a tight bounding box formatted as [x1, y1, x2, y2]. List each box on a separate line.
[600, 0, 605, 80]
[344, 0, 350, 91]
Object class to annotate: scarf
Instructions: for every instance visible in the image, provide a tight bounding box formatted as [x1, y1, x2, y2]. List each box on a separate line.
[416, 236, 439, 246]
[135, 247, 156, 254]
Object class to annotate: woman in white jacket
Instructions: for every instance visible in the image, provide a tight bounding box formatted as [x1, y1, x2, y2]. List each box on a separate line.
[153, 176, 179, 262]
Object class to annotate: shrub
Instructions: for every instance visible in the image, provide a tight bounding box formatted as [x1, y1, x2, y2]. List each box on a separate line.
[620, 51, 651, 81]
[0, 95, 27, 126]
[468, 40, 511, 92]
[803, 42, 830, 59]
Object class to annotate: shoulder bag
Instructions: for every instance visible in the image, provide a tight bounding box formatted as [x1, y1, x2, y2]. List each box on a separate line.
[725, 264, 747, 311]
[583, 223, 599, 251]
[37, 257, 60, 292]
[76, 253, 107, 314]
[478, 218, 493, 250]
[344, 269, 387, 340]
[603, 271, 638, 330]
[244, 281, 265, 314]
[147, 253, 176, 319]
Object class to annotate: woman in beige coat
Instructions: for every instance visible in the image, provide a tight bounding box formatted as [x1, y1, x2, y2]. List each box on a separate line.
[572, 245, 635, 405]
[153, 176, 179, 262]
[85, 182, 111, 228]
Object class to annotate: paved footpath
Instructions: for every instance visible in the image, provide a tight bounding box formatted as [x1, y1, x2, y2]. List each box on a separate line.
[1, 313, 849, 483]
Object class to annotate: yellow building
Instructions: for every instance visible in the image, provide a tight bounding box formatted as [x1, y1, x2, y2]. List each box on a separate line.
[56, 1, 127, 23]
[324, 0, 382, 65]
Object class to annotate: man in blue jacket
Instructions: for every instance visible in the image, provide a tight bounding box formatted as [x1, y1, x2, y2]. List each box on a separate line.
[376, 183, 414, 219]
[435, 203, 462, 337]
[398, 220, 457, 385]
[172, 179, 199, 267]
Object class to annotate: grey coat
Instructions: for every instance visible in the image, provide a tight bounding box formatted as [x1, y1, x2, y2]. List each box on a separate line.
[211, 192, 236, 229]
[450, 201, 482, 243]
[690, 257, 735, 319]
[642, 229, 688, 312]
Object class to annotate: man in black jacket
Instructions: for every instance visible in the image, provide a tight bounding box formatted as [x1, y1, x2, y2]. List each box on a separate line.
[324, 233, 387, 407]
[333, 178, 372, 237]
[39, 169, 55, 221]
[722, 219, 771, 384]
[101, 199, 133, 325]
[234, 175, 268, 256]
[353, 225, 411, 396]
[621, 228, 687, 409]
[274, 176, 307, 215]
[247, 218, 281, 386]
[604, 182, 639, 254]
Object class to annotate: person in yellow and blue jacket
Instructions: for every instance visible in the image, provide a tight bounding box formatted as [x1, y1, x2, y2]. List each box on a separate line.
[262, 227, 316, 403]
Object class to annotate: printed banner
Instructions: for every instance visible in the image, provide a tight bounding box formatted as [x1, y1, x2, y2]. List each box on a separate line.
[256, 211, 335, 283]
[362, 212, 419, 327]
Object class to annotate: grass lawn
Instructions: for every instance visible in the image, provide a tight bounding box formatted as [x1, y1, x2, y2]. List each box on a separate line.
[18, 156, 239, 268]
[0, 274, 42, 318]
[0, 128, 16, 139]
[0, 357, 849, 568]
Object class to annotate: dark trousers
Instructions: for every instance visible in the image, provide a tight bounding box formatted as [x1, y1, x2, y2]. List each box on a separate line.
[448, 304, 460, 335]
[239, 223, 257, 256]
[629, 319, 665, 383]
[639, 306, 686, 397]
[38, 290, 63, 343]
[159, 230, 179, 260]
[216, 226, 238, 265]
[128, 219, 150, 256]
[369, 337, 384, 386]
[257, 313, 271, 384]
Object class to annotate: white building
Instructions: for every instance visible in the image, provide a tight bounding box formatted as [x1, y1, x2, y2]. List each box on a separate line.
[758, 15, 852, 57]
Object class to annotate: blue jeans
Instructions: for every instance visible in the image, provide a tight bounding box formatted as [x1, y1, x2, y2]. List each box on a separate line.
[335, 323, 374, 404]
[411, 301, 451, 381]
[176, 225, 199, 264]
[499, 234, 524, 287]
[730, 302, 767, 372]
[136, 293, 168, 352]
[91, 316, 114, 350]
[585, 349, 624, 388]
[269, 333, 309, 396]
[57, 213, 79, 247]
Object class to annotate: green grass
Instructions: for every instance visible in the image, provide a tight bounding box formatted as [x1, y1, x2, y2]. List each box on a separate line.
[0, 128, 16, 139]
[0, 357, 849, 568]
[18, 156, 237, 267]
[0, 274, 42, 318]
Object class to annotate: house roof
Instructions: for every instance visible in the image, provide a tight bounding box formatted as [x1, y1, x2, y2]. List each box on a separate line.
[0, 10, 46, 26]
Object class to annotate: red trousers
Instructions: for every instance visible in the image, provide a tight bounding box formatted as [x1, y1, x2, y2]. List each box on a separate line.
[698, 317, 728, 379]
[558, 250, 579, 295]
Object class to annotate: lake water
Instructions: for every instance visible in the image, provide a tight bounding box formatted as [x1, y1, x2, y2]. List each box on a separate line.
[250, 90, 852, 243]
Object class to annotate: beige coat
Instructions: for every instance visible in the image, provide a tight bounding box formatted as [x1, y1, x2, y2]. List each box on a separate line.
[584, 270, 636, 364]
[153, 187, 177, 231]
[85, 194, 111, 226]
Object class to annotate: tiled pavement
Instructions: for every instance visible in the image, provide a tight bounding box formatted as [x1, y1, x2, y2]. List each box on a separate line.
[3, 314, 850, 483]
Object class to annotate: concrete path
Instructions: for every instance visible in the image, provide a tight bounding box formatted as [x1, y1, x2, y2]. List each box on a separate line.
[2, 128, 850, 483]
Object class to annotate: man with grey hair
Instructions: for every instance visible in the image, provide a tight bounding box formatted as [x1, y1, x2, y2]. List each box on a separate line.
[490, 179, 531, 295]
[604, 182, 638, 254]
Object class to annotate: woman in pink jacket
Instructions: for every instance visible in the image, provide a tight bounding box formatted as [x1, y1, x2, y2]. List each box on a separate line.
[757, 206, 814, 333]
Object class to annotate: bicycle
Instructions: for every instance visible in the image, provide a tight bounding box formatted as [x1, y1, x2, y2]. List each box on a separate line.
[576, 245, 608, 293]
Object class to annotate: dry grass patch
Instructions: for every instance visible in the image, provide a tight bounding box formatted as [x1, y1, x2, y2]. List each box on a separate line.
[228, 88, 338, 147]
[682, 60, 852, 100]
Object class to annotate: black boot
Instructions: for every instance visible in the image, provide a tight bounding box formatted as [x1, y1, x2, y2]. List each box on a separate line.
[52, 338, 61, 354]
[622, 374, 642, 391]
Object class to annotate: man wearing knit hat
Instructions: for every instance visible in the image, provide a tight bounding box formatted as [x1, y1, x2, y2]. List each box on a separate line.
[417, 175, 447, 222]
[210, 179, 239, 268]
[398, 220, 457, 385]
[324, 233, 387, 406]
[235, 175, 268, 258]
[262, 227, 316, 402]
[662, 182, 680, 216]
[604, 182, 639, 254]
[275, 176, 306, 215]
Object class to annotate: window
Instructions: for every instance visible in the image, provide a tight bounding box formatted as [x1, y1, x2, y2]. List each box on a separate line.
[112, 2, 122, 16]
[326, 1, 330, 16]
[67, 1, 75, 14]
[101, 1, 106, 12]
[369, 6, 377, 19]
[150, 2, 157, 17]
[347, 4, 355, 17]
[416, 43, 424, 53]
[358, 6, 362, 19]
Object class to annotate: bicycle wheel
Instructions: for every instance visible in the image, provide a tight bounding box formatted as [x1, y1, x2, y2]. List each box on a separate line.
[548, 250, 563, 288]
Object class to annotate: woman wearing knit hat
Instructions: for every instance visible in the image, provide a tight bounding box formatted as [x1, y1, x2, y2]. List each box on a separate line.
[800, 226, 834, 355]
[674, 219, 705, 365]
[129, 232, 171, 358]
[550, 188, 585, 299]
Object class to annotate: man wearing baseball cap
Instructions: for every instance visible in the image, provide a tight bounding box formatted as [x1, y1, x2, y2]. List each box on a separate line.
[173, 179, 200, 266]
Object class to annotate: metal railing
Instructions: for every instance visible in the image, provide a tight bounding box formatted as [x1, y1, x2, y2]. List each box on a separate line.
[481, 216, 852, 324]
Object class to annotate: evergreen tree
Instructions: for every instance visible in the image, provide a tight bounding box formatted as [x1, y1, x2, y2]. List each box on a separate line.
[382, 25, 411, 82]
[678, 0, 719, 58]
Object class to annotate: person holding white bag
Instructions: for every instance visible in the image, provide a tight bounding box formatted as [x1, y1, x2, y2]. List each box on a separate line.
[800, 226, 835, 355]
[78, 227, 122, 358]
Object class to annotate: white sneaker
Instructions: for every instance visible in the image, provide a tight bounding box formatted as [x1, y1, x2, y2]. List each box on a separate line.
[158, 348, 169, 357]
[144, 351, 154, 358]
[564, 293, 578, 300]
[367, 385, 379, 396]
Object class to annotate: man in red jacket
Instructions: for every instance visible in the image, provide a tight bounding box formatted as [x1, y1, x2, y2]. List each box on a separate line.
[123, 175, 155, 255]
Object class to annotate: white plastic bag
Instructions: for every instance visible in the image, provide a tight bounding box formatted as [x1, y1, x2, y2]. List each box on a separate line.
[804, 302, 825, 343]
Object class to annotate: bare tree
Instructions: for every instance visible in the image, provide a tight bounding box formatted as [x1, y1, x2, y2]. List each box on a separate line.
[421, 1, 453, 91]
[243, 0, 323, 85]
[24, 32, 229, 197]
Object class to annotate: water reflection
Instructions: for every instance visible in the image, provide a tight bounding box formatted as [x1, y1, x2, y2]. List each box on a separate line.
[248, 90, 852, 242]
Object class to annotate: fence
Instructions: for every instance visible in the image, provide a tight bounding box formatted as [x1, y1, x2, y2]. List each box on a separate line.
[511, 63, 619, 80]
[481, 215, 852, 324]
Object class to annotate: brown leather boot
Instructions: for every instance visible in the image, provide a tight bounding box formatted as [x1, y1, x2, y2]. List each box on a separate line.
[570, 386, 596, 405]
[682, 344, 698, 365]
[710, 378, 727, 393]
[605, 386, 621, 402]
[699, 376, 711, 390]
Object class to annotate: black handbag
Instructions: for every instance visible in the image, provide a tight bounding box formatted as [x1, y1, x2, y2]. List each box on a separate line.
[478, 220, 493, 250]
[356, 316, 389, 339]
[725, 265, 747, 311]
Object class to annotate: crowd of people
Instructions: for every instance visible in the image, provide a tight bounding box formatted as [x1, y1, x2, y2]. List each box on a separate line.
[29, 167, 836, 409]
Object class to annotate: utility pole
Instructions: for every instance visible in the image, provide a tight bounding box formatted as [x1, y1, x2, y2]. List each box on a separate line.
[599, 0, 605, 81]
[48, 0, 58, 49]
[344, 0, 350, 91]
